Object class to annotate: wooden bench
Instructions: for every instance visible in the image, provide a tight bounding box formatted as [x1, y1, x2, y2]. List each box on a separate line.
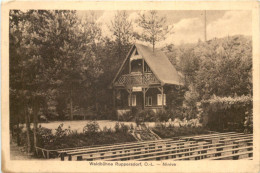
[219, 136, 252, 145]
[136, 144, 252, 161]
[181, 132, 243, 140]
[103, 142, 210, 161]
[173, 145, 252, 160]
[133, 142, 231, 161]
[63, 139, 186, 160]
[58, 132, 253, 161]
[192, 133, 250, 141]
[205, 150, 253, 160]
[75, 141, 209, 161]
[68, 140, 194, 161]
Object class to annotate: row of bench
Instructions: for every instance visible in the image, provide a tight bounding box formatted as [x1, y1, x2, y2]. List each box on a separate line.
[59, 132, 253, 161]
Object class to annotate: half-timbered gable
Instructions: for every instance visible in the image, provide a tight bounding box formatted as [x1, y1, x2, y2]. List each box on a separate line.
[111, 44, 183, 115]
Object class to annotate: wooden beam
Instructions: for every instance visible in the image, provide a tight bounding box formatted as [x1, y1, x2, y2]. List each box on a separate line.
[126, 89, 131, 94]
[161, 87, 164, 108]
[129, 59, 131, 74]
[157, 87, 162, 93]
[142, 59, 145, 74]
[129, 90, 132, 107]
[142, 88, 146, 110]
[113, 89, 116, 109]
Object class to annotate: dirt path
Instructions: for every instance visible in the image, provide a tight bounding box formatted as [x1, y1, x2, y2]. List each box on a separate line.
[10, 140, 38, 160]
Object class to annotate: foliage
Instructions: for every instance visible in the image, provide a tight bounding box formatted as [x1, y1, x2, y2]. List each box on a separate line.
[110, 11, 133, 59]
[136, 10, 169, 51]
[194, 36, 252, 98]
[114, 122, 130, 133]
[200, 95, 252, 132]
[183, 85, 200, 120]
[118, 111, 134, 121]
[152, 122, 209, 138]
[9, 10, 252, 152]
[136, 109, 157, 122]
[55, 123, 72, 137]
[37, 126, 54, 146]
[83, 121, 100, 134]
[163, 35, 252, 128]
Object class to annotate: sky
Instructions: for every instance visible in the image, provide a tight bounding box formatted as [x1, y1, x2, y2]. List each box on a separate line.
[77, 10, 251, 46]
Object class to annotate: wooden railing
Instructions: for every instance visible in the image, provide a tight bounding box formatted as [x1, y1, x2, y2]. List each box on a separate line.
[114, 73, 160, 87]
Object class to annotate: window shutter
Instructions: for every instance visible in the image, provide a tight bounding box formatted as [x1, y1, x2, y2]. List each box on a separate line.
[128, 95, 130, 106]
[157, 94, 166, 105]
[157, 94, 162, 106]
[132, 95, 136, 106]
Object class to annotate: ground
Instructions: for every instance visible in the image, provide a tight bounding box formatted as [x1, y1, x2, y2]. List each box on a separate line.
[10, 141, 34, 160]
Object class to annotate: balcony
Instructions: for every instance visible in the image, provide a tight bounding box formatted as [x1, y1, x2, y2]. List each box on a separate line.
[114, 73, 160, 87]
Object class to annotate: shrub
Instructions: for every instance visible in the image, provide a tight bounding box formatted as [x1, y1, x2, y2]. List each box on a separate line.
[183, 85, 200, 120]
[37, 126, 53, 146]
[152, 124, 209, 138]
[137, 109, 156, 122]
[83, 121, 100, 134]
[200, 95, 252, 132]
[98, 108, 117, 120]
[156, 110, 169, 122]
[120, 123, 129, 133]
[114, 122, 120, 133]
[118, 111, 134, 122]
[55, 123, 72, 138]
[102, 126, 113, 133]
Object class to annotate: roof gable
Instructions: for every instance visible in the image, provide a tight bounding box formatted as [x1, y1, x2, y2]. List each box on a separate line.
[135, 44, 183, 85]
[111, 43, 183, 87]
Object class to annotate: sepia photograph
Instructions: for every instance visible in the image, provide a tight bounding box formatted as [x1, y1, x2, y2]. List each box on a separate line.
[2, 1, 260, 173]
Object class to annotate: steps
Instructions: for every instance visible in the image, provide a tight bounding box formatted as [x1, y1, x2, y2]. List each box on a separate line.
[131, 124, 161, 141]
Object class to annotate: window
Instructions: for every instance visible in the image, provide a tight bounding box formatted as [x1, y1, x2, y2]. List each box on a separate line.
[145, 96, 152, 106]
[144, 63, 151, 72]
[157, 94, 166, 106]
[128, 94, 136, 106]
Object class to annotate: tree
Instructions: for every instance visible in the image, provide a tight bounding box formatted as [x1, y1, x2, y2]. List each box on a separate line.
[9, 10, 104, 153]
[110, 11, 133, 59]
[194, 35, 252, 98]
[137, 11, 169, 52]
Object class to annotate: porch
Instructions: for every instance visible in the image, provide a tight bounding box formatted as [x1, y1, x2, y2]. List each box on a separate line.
[113, 87, 166, 115]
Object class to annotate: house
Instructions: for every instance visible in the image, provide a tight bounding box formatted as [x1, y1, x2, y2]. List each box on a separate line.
[111, 43, 183, 116]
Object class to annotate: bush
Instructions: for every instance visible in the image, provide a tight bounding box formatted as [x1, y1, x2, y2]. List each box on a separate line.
[55, 123, 72, 137]
[36, 122, 135, 150]
[156, 110, 169, 122]
[37, 126, 54, 146]
[114, 122, 130, 133]
[83, 121, 100, 134]
[152, 123, 209, 138]
[98, 108, 117, 120]
[136, 109, 156, 122]
[119, 123, 129, 133]
[200, 95, 252, 132]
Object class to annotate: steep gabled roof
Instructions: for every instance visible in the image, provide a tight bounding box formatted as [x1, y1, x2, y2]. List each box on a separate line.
[111, 43, 183, 87]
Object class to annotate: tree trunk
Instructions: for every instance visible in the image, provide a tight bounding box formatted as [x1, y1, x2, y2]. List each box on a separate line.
[70, 90, 73, 120]
[33, 98, 39, 153]
[16, 114, 21, 146]
[24, 107, 31, 153]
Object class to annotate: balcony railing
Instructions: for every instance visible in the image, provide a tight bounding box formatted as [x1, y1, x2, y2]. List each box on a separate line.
[114, 73, 160, 87]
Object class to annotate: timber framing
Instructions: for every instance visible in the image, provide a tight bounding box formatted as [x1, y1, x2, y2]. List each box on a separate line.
[111, 43, 183, 113]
